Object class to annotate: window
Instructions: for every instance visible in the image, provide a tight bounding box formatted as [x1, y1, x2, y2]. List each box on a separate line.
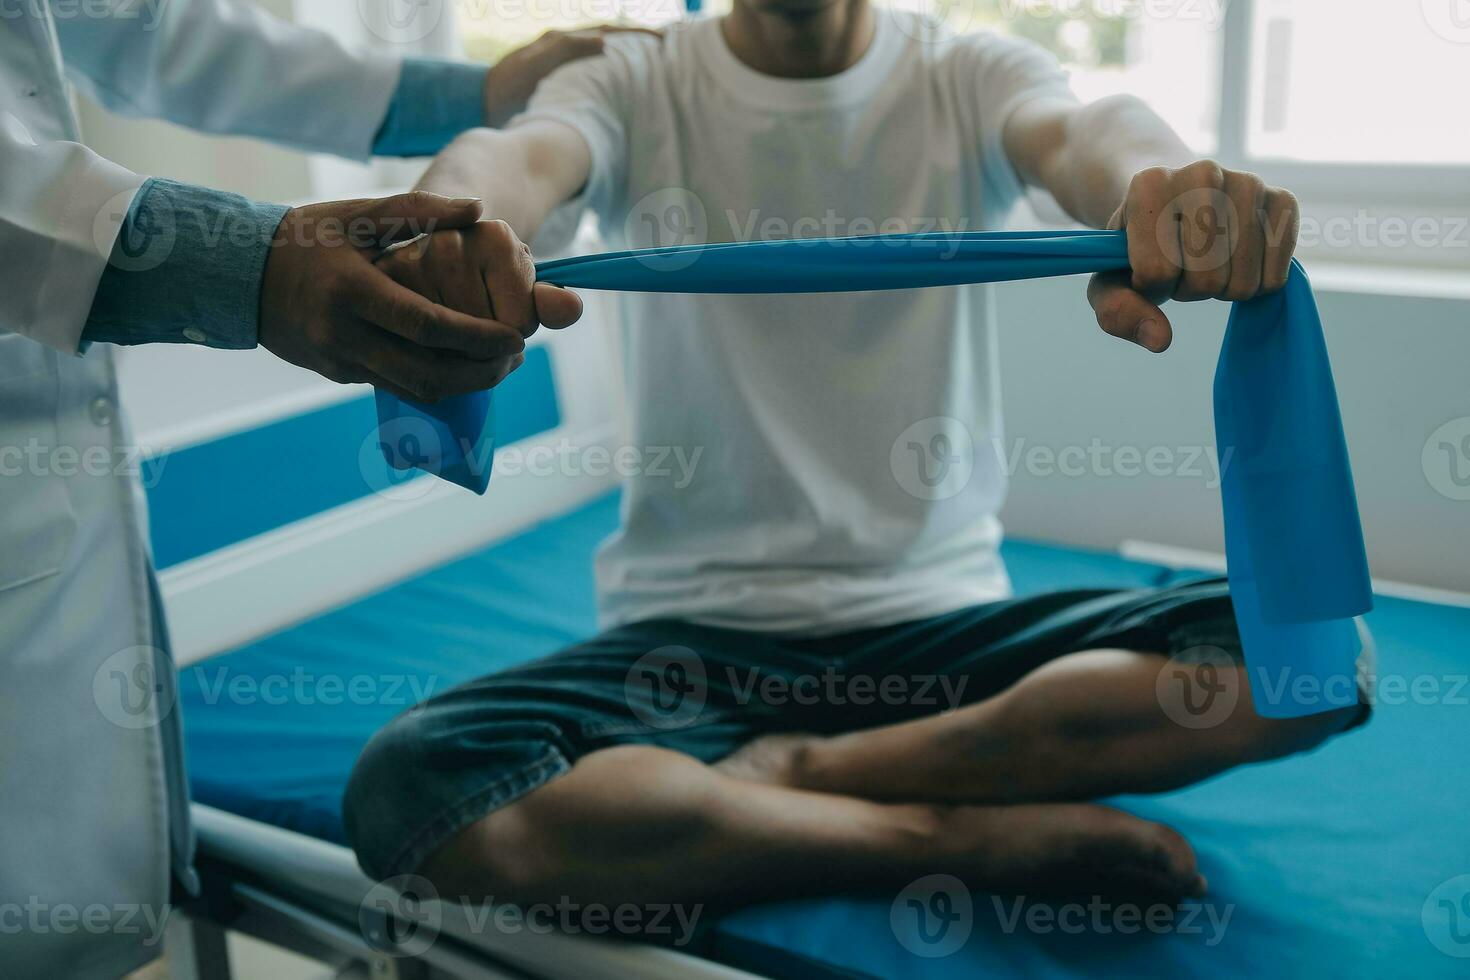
[460, 0, 684, 63]
[1244, 0, 1469, 165]
[458, 0, 1225, 148]
[449, 0, 1469, 268]
[1221, 0, 1468, 270]
[454, 0, 1470, 165]
[931, 0, 1224, 153]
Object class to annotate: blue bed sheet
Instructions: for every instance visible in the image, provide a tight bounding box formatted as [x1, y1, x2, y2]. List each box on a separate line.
[178, 493, 1470, 977]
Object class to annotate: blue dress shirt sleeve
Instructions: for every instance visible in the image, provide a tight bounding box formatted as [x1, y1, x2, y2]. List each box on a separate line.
[81, 178, 288, 351]
[373, 57, 489, 158]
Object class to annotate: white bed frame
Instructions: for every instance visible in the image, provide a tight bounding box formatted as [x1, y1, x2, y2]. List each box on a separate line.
[157, 280, 627, 669]
[158, 290, 770, 979]
[170, 807, 765, 980]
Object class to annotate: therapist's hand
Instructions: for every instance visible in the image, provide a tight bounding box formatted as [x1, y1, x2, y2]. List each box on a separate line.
[1086, 161, 1300, 353]
[375, 219, 584, 337]
[483, 26, 661, 128]
[258, 192, 532, 403]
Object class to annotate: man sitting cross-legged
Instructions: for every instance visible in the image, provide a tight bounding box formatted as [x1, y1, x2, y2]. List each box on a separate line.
[344, 0, 1371, 916]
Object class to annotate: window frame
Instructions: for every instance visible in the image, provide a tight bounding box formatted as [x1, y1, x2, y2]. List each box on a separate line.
[1213, 0, 1468, 270]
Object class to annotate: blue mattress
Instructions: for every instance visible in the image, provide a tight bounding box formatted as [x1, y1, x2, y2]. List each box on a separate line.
[179, 493, 1470, 977]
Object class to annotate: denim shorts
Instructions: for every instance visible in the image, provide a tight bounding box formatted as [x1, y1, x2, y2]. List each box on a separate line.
[342, 577, 1372, 882]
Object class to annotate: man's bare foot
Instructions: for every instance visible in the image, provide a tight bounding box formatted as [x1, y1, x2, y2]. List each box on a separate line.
[932, 802, 1206, 903]
[719, 736, 1205, 902]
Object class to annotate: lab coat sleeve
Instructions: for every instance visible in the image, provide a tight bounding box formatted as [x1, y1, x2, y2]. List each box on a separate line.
[79, 56, 490, 352]
[54, 0, 405, 161]
[0, 127, 145, 353]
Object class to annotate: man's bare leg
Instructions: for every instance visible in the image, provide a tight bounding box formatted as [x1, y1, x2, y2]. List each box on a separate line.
[420, 647, 1357, 912]
[720, 648, 1361, 804]
[421, 744, 1203, 911]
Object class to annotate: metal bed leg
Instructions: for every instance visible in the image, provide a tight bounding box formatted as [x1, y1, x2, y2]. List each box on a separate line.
[166, 911, 233, 980]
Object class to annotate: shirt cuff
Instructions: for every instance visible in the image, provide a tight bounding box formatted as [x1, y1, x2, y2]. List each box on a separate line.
[373, 57, 489, 158]
[82, 178, 289, 351]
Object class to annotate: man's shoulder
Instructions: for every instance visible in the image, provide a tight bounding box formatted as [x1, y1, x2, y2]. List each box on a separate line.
[599, 22, 698, 75]
[521, 27, 673, 112]
[601, 26, 671, 61]
[536, 24, 687, 100]
[910, 20, 1039, 64]
[896, 20, 1068, 104]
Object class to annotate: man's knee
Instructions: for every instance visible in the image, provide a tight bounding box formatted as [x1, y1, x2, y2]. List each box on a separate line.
[1158, 658, 1363, 767]
[342, 709, 443, 881]
[1236, 698, 1363, 764]
[418, 793, 563, 902]
[420, 746, 728, 902]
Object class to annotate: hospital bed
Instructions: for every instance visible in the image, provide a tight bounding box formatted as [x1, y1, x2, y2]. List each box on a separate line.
[149, 308, 1470, 979]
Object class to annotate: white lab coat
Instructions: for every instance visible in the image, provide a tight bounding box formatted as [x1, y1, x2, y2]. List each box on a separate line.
[0, 3, 411, 976]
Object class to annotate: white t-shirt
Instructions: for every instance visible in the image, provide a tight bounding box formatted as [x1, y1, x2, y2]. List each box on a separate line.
[518, 11, 1075, 635]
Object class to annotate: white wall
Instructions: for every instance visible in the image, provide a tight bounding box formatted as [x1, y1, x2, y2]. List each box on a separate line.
[995, 271, 1470, 594]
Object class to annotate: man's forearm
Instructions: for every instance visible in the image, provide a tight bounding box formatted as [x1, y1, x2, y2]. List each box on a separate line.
[413, 126, 582, 243]
[1024, 95, 1196, 228]
[1009, 93, 1302, 354]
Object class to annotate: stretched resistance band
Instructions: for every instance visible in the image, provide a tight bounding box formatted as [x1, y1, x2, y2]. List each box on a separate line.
[375, 229, 1372, 718]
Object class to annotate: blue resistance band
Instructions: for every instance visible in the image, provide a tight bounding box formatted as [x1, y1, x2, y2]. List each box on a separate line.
[375, 229, 1372, 717]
